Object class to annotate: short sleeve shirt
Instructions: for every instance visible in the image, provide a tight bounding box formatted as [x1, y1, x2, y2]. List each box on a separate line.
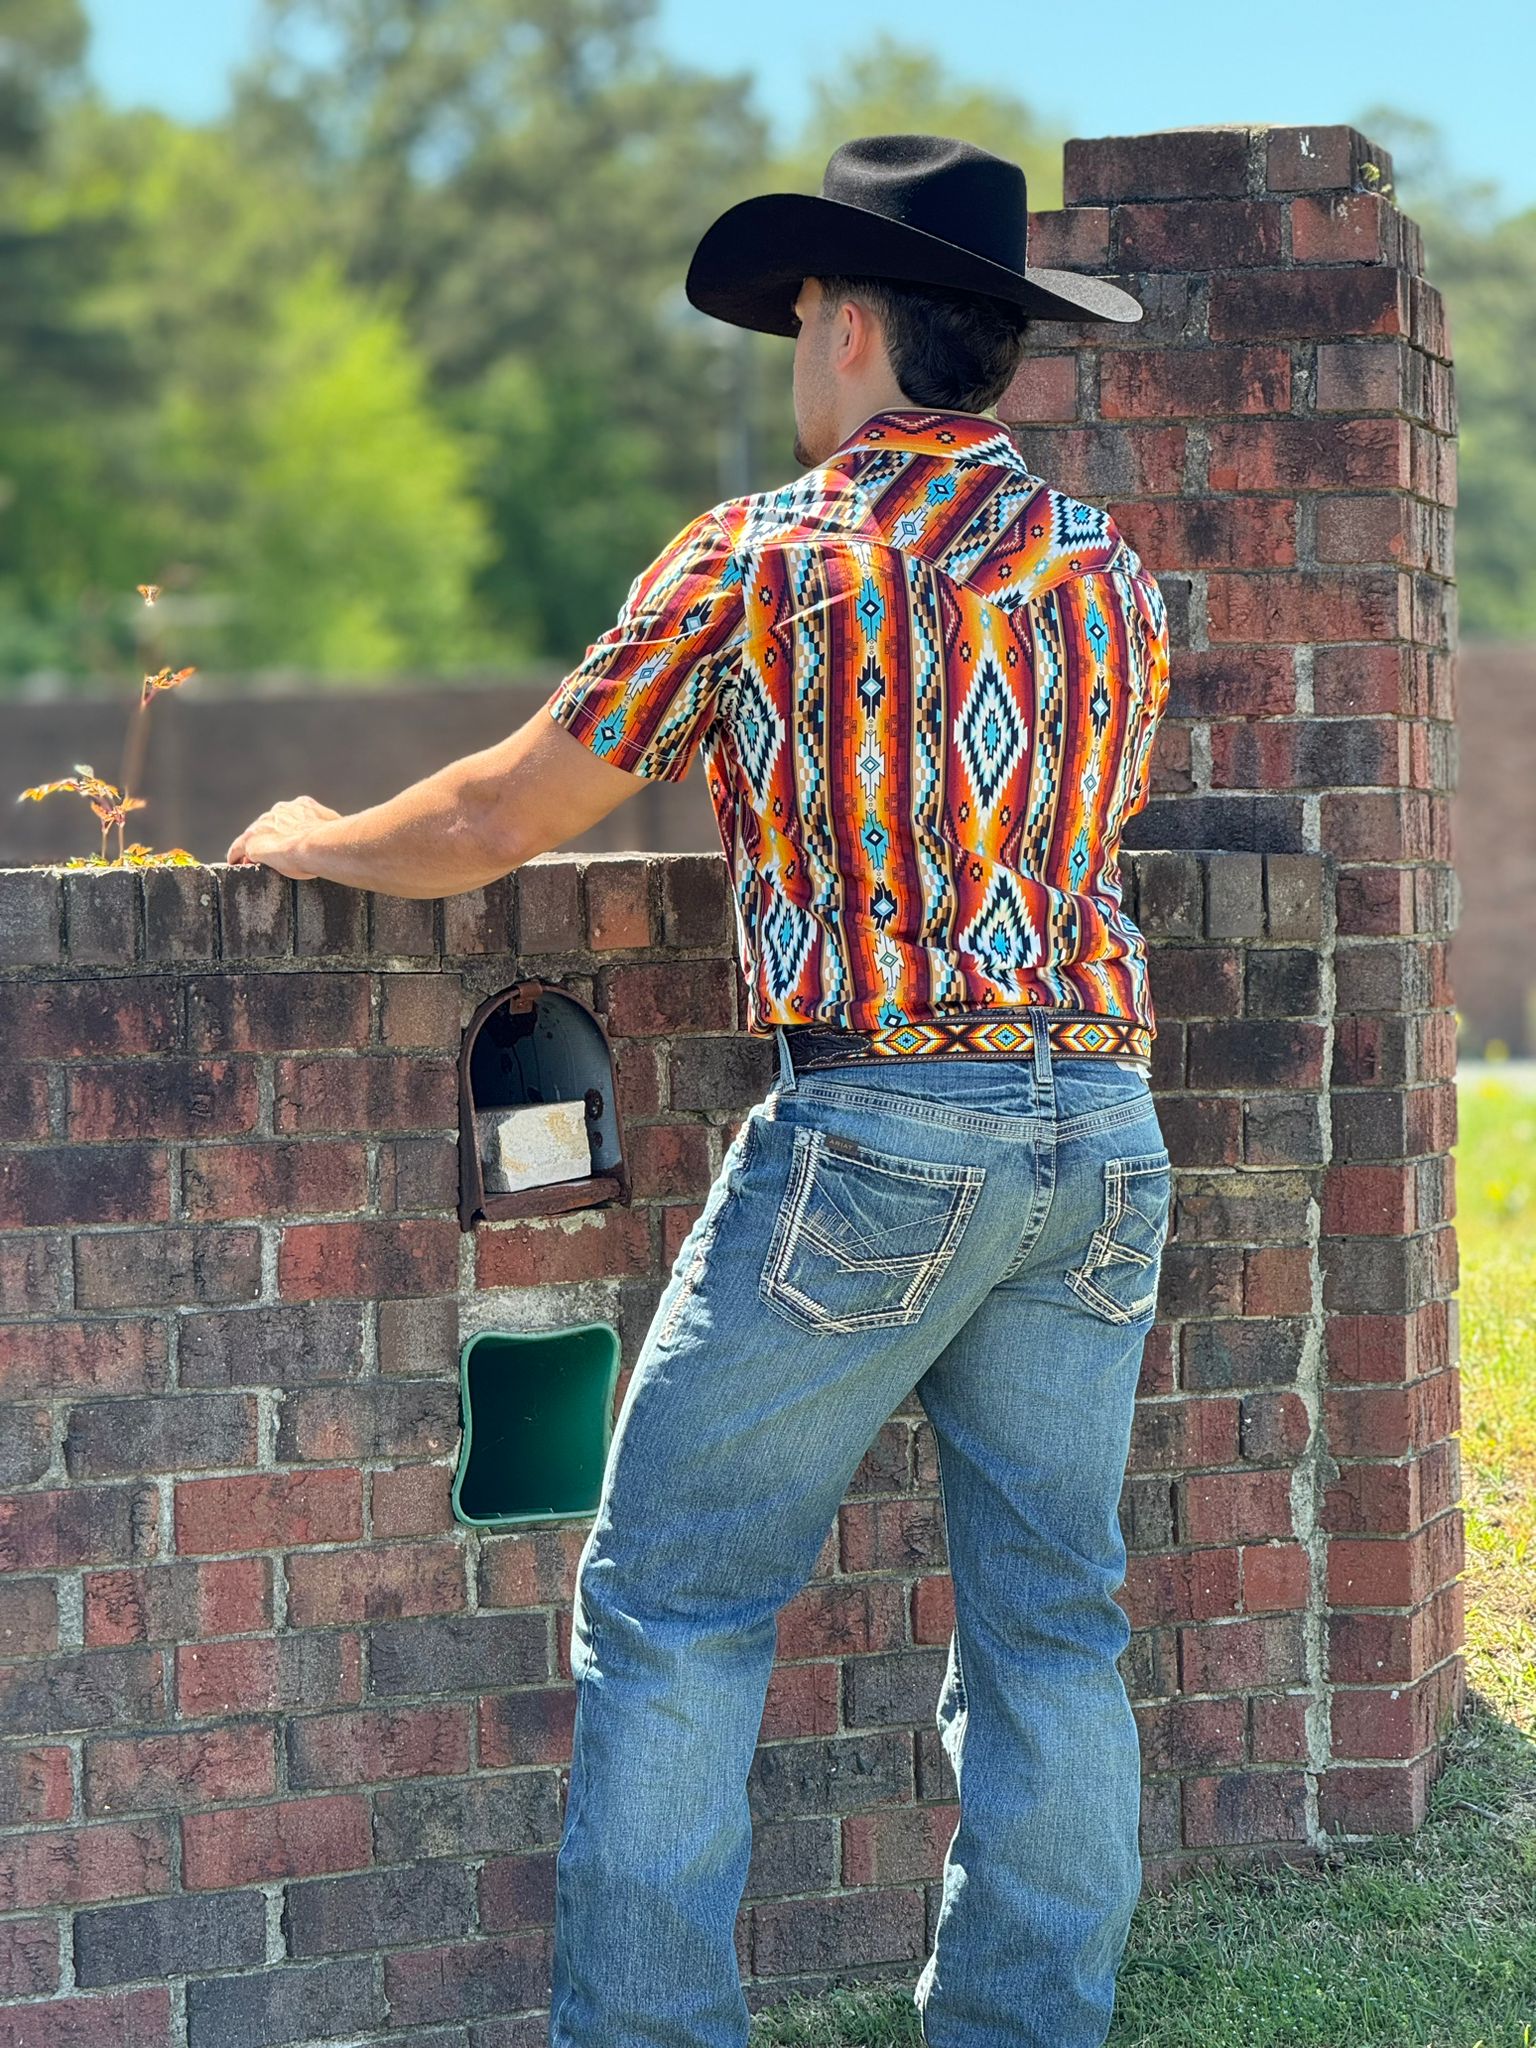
[544, 406, 1170, 1042]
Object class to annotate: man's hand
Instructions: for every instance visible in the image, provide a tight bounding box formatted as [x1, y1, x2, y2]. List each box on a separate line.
[226, 796, 343, 879]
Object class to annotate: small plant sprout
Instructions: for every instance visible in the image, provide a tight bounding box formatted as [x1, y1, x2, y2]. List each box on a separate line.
[14, 581, 200, 869]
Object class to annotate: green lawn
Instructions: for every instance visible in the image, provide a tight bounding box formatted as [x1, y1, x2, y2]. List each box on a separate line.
[750, 1070, 1536, 2048]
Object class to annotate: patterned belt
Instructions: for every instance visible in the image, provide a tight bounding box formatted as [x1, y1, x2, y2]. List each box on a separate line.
[780, 1007, 1153, 1074]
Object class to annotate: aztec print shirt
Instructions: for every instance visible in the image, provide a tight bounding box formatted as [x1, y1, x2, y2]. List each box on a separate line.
[543, 406, 1170, 1043]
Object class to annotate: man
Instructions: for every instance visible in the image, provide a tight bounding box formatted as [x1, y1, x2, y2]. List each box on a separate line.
[230, 135, 1171, 2048]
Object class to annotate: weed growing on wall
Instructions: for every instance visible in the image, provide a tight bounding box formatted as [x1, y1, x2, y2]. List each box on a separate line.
[15, 582, 200, 868]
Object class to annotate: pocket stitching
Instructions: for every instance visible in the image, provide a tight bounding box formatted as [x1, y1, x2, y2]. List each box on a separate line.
[1067, 1151, 1170, 1326]
[760, 1127, 984, 1333]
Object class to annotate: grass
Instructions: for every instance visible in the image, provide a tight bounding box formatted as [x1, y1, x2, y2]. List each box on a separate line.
[748, 1068, 1536, 2048]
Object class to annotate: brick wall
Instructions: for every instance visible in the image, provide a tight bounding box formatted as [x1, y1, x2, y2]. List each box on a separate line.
[0, 121, 1461, 2047]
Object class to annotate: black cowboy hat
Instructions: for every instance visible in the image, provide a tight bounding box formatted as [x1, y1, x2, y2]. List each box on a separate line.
[686, 133, 1142, 336]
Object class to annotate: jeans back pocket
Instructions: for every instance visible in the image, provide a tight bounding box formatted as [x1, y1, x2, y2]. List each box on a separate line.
[1066, 1150, 1171, 1326]
[759, 1126, 985, 1335]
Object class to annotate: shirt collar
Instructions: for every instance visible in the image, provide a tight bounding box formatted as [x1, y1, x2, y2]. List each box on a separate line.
[831, 406, 1019, 462]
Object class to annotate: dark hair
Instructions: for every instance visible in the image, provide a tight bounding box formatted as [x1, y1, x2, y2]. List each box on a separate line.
[816, 272, 1031, 412]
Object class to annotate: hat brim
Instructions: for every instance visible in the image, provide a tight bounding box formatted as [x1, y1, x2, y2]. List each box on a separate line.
[685, 191, 1143, 335]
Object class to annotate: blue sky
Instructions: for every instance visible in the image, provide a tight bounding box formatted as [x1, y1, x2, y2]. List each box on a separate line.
[83, 0, 1533, 214]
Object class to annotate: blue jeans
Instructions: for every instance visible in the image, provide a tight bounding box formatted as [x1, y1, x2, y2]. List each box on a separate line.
[548, 1024, 1171, 2048]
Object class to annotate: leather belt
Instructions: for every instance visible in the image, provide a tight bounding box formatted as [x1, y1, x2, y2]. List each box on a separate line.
[780, 1007, 1153, 1074]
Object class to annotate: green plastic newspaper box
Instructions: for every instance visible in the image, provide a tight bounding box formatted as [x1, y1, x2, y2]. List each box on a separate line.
[451, 1322, 621, 1528]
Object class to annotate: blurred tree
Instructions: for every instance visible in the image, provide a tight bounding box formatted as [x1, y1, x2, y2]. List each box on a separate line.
[0, 0, 146, 675]
[166, 259, 493, 677]
[778, 33, 1063, 208]
[1356, 106, 1536, 639]
[232, 0, 773, 661]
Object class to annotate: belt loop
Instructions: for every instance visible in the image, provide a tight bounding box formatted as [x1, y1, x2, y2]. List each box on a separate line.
[1031, 1016, 1055, 1118]
[774, 1025, 799, 1096]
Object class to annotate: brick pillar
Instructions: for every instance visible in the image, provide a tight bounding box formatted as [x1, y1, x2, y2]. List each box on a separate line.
[1001, 124, 1462, 1834]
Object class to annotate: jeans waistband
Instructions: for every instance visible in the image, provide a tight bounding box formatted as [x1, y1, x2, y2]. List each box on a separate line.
[778, 1007, 1153, 1074]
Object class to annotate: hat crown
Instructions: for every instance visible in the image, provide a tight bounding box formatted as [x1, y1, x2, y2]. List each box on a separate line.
[820, 134, 1029, 275]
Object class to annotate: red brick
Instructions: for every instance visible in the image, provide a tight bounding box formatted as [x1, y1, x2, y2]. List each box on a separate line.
[838, 1497, 946, 1574]
[0, 1822, 171, 1909]
[1116, 200, 1283, 271]
[1112, 496, 1296, 572]
[174, 1469, 362, 1555]
[841, 1804, 957, 1886]
[1243, 1247, 1313, 1316]
[0, 1064, 52, 1140]
[1206, 571, 1409, 645]
[1324, 1164, 1417, 1237]
[479, 1851, 557, 1932]
[273, 1054, 456, 1134]
[71, 1228, 261, 1310]
[378, 974, 462, 1049]
[1209, 268, 1409, 341]
[476, 1524, 589, 1609]
[1266, 125, 1377, 194]
[370, 1463, 455, 1540]
[65, 1060, 258, 1142]
[1135, 1696, 1247, 1771]
[0, 1916, 59, 1998]
[1315, 496, 1426, 568]
[474, 1205, 652, 1289]
[1318, 1758, 1433, 1835]
[996, 352, 1078, 423]
[1331, 1656, 1461, 1760]
[182, 1794, 371, 1889]
[1128, 1396, 1242, 1472]
[83, 1558, 271, 1646]
[1327, 1581, 1461, 1684]
[1179, 1615, 1305, 1691]
[1327, 1513, 1463, 1609]
[0, 1578, 60, 1659]
[1243, 1542, 1312, 1615]
[0, 981, 177, 1061]
[1180, 1469, 1295, 1543]
[1121, 1546, 1242, 1628]
[0, 1745, 73, 1826]
[1182, 1770, 1308, 1845]
[0, 1147, 168, 1230]
[1064, 131, 1250, 204]
[477, 1689, 576, 1769]
[0, 1987, 173, 2048]
[998, 425, 1187, 500]
[0, 1319, 166, 1398]
[1251, 1693, 1310, 1763]
[759, 1658, 841, 1740]
[598, 959, 737, 1035]
[1026, 207, 1111, 267]
[751, 1886, 926, 1975]
[284, 1542, 465, 1626]
[661, 1202, 703, 1263]
[0, 1235, 68, 1312]
[277, 1218, 457, 1299]
[1239, 1391, 1312, 1463]
[624, 1120, 712, 1200]
[1166, 650, 1297, 719]
[1326, 1304, 1448, 1387]
[288, 1705, 472, 1787]
[583, 856, 654, 951]
[1207, 418, 1409, 493]
[0, 1485, 158, 1571]
[775, 1579, 907, 1659]
[181, 1140, 368, 1221]
[184, 973, 371, 1054]
[1290, 193, 1397, 264]
[83, 1725, 276, 1815]
[175, 1635, 362, 1717]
